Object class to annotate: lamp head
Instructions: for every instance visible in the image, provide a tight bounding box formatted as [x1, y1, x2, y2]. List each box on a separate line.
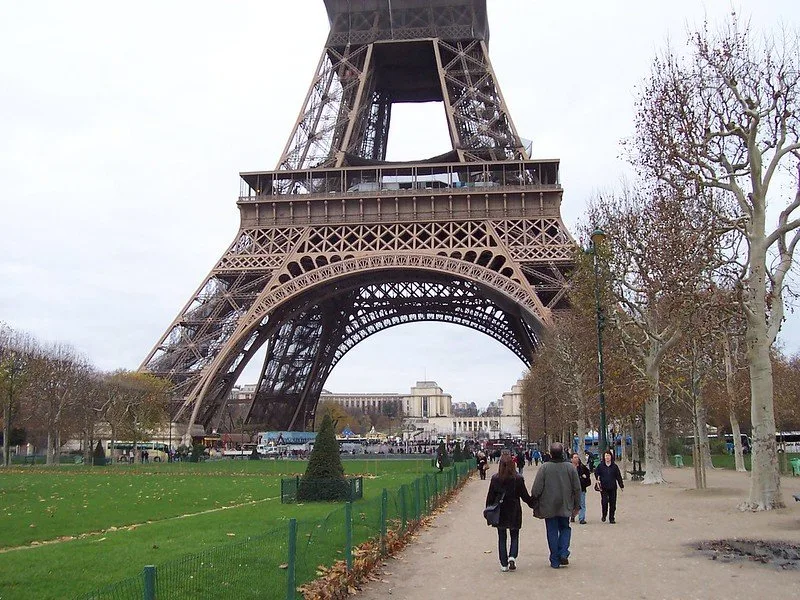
[590, 228, 606, 247]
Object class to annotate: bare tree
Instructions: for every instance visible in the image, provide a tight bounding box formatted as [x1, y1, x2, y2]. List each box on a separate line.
[589, 181, 721, 484]
[25, 343, 87, 465]
[0, 325, 37, 467]
[631, 15, 800, 509]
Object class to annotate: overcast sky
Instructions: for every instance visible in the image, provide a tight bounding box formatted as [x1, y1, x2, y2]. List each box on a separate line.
[1, 1, 798, 409]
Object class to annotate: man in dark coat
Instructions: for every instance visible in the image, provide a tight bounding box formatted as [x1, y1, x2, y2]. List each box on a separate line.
[530, 442, 581, 569]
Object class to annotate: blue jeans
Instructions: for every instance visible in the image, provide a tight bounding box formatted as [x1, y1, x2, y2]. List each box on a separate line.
[497, 528, 519, 566]
[579, 491, 586, 522]
[544, 517, 572, 568]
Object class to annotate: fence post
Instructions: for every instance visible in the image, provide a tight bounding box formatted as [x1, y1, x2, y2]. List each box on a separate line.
[414, 478, 421, 520]
[380, 488, 388, 555]
[433, 472, 438, 504]
[286, 518, 297, 600]
[400, 484, 407, 530]
[143, 565, 156, 600]
[345, 501, 353, 571]
[423, 476, 430, 515]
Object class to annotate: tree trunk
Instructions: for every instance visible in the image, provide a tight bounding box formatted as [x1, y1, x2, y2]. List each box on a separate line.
[743, 236, 784, 510]
[575, 392, 588, 459]
[744, 308, 783, 508]
[695, 393, 713, 470]
[110, 427, 116, 465]
[46, 429, 54, 466]
[2, 399, 10, 467]
[723, 334, 747, 472]
[643, 352, 665, 484]
[619, 420, 629, 480]
[692, 399, 707, 489]
[730, 409, 746, 472]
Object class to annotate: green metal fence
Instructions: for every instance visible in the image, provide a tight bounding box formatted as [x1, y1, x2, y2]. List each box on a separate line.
[74, 459, 475, 600]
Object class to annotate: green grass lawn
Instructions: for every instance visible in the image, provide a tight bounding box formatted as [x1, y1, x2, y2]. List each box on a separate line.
[0, 458, 436, 600]
[670, 452, 799, 471]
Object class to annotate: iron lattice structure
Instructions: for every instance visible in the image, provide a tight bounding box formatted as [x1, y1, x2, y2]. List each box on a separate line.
[141, 0, 575, 437]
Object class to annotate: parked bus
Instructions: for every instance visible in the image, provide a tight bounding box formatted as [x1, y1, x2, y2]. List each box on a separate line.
[683, 433, 751, 454]
[776, 431, 800, 453]
[106, 441, 169, 462]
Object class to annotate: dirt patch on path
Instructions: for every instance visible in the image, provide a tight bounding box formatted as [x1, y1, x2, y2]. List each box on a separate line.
[355, 466, 800, 600]
[697, 538, 800, 570]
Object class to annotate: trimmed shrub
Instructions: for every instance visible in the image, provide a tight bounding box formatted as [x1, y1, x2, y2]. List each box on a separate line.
[453, 441, 464, 462]
[436, 441, 448, 469]
[298, 414, 349, 501]
[92, 440, 106, 466]
[190, 444, 205, 462]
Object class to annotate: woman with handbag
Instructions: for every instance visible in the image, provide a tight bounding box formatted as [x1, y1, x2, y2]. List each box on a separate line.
[594, 450, 624, 523]
[484, 453, 533, 572]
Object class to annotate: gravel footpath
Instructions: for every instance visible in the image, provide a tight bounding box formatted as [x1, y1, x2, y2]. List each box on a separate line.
[356, 465, 800, 599]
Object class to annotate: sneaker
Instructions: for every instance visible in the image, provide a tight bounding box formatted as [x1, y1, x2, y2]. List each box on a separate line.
[579, 520, 587, 524]
[500, 565, 509, 572]
[508, 558, 516, 571]
[559, 557, 569, 566]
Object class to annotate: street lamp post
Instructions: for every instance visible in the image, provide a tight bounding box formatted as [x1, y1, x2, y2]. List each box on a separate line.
[588, 228, 609, 454]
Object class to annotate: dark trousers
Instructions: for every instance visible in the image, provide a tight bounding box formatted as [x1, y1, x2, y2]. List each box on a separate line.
[544, 517, 572, 567]
[601, 488, 618, 521]
[497, 528, 519, 566]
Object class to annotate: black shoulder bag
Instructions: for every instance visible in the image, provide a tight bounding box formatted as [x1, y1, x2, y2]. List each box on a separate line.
[483, 490, 506, 526]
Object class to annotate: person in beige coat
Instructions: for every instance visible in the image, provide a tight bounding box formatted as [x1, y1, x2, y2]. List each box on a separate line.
[529, 442, 581, 569]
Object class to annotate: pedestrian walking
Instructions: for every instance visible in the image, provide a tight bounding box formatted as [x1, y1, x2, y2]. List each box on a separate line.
[529, 442, 581, 569]
[484, 453, 534, 572]
[594, 450, 624, 523]
[570, 452, 591, 524]
[532, 449, 541, 466]
[478, 451, 488, 480]
[515, 448, 526, 475]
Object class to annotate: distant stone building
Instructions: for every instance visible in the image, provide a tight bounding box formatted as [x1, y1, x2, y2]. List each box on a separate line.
[225, 379, 525, 442]
[319, 380, 451, 418]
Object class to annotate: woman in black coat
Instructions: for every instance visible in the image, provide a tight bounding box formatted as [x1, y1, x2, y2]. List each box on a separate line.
[485, 453, 533, 571]
[594, 450, 624, 523]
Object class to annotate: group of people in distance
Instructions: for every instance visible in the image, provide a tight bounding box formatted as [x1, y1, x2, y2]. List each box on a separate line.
[482, 443, 624, 571]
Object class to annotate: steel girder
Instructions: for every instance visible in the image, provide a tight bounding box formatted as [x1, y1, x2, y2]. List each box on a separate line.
[278, 30, 524, 170]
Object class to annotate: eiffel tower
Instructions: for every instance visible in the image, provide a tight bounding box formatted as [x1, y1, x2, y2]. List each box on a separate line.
[141, 0, 574, 440]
